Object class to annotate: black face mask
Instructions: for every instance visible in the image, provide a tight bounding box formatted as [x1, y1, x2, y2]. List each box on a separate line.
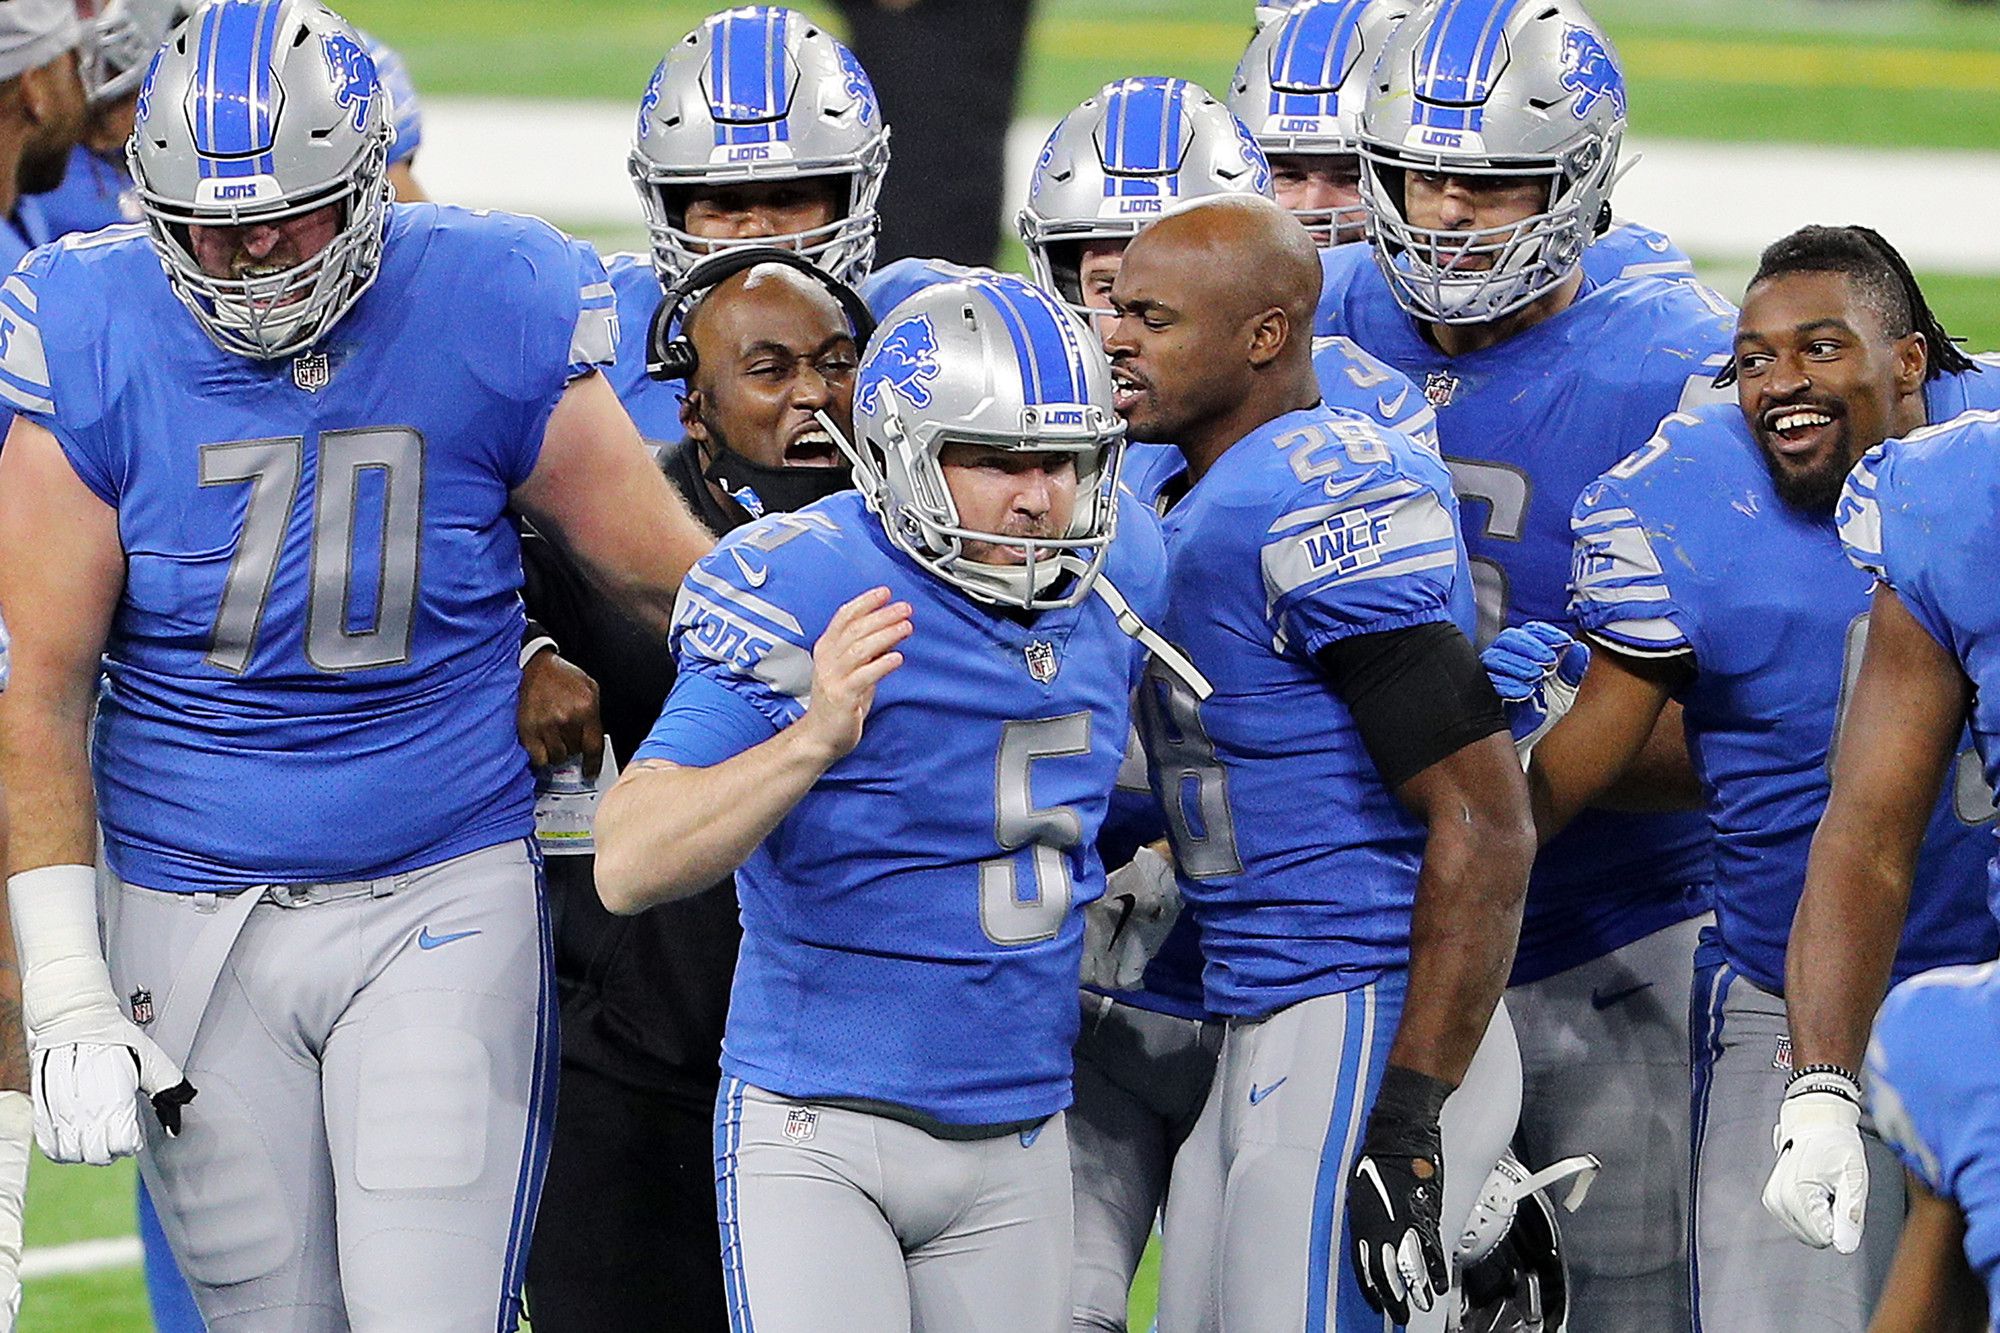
[701, 441, 853, 518]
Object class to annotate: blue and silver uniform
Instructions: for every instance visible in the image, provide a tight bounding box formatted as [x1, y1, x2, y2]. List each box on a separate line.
[0, 195, 52, 273]
[1840, 404, 2000, 920]
[1317, 241, 1729, 982]
[636, 488, 1168, 1126]
[1137, 404, 1473, 1017]
[30, 146, 136, 239]
[601, 250, 685, 445]
[1867, 961, 2000, 1320]
[1569, 389, 2000, 997]
[0, 205, 618, 893]
[1587, 219, 1695, 286]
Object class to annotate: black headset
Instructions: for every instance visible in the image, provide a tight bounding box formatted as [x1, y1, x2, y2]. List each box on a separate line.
[646, 245, 878, 383]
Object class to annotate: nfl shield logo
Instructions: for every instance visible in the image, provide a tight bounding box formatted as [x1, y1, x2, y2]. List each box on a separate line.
[784, 1106, 819, 1142]
[1025, 640, 1059, 684]
[1772, 1035, 1793, 1074]
[1423, 370, 1459, 409]
[292, 351, 331, 393]
[129, 988, 154, 1026]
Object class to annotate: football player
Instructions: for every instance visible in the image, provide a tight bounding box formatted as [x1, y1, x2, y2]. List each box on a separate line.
[1108, 194, 1531, 1333]
[365, 31, 426, 203]
[33, 0, 187, 238]
[1861, 961, 2000, 1333]
[0, 0, 87, 270]
[522, 250, 871, 1333]
[1776, 328, 2000, 1292]
[608, 6, 888, 445]
[1326, 4, 1737, 1326]
[0, 3, 712, 1329]
[1235, 0, 1692, 282]
[1492, 225, 2000, 1331]
[594, 272, 1170, 1333]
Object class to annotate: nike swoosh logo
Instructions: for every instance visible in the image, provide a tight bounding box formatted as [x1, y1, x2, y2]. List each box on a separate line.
[1020, 1124, 1044, 1148]
[727, 547, 769, 588]
[417, 926, 481, 951]
[1590, 982, 1654, 1011]
[1377, 386, 1411, 417]
[1248, 1077, 1287, 1106]
[1356, 1157, 1394, 1212]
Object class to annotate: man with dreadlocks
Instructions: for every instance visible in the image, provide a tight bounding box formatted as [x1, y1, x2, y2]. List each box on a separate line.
[1472, 223, 2000, 1332]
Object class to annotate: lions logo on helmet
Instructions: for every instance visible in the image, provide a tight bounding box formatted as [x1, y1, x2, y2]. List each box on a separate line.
[322, 32, 379, 132]
[134, 53, 158, 126]
[856, 315, 941, 415]
[1558, 28, 1625, 120]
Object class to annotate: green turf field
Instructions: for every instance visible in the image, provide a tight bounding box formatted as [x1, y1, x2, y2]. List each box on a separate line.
[24, 2, 2000, 1328]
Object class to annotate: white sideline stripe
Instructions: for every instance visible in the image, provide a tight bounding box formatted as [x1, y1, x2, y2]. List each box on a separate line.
[417, 97, 2000, 274]
[20, 1236, 142, 1280]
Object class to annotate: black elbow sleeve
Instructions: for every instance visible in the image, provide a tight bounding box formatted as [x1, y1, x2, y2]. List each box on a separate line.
[1313, 621, 1508, 790]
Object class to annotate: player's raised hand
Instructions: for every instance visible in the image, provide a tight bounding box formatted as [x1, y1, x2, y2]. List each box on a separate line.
[1481, 621, 1589, 765]
[799, 587, 911, 765]
[10, 866, 195, 1166]
[1763, 1067, 1869, 1254]
[1348, 1065, 1453, 1323]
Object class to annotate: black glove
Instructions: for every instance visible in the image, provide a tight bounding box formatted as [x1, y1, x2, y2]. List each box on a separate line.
[1347, 1064, 1453, 1323]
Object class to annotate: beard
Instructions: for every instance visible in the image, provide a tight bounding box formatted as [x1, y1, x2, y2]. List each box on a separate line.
[1757, 433, 1855, 514]
[18, 141, 71, 196]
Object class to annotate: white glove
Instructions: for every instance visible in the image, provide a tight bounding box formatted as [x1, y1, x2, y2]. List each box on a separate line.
[0, 1090, 29, 1330]
[9, 865, 194, 1166]
[1080, 846, 1181, 992]
[1762, 1067, 1868, 1254]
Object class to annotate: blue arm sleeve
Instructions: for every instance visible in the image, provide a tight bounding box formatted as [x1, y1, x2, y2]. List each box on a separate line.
[633, 669, 782, 768]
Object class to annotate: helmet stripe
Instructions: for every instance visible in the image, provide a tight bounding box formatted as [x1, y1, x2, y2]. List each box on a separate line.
[1102, 77, 1186, 198]
[711, 6, 790, 147]
[1269, 0, 1369, 118]
[969, 277, 1085, 409]
[193, 1, 282, 177]
[1414, 0, 1516, 131]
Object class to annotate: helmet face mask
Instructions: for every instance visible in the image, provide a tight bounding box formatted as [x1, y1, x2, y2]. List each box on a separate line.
[128, 0, 394, 360]
[825, 276, 1127, 613]
[629, 7, 889, 287]
[1229, 0, 1415, 248]
[1018, 77, 1272, 326]
[1358, 0, 1626, 326]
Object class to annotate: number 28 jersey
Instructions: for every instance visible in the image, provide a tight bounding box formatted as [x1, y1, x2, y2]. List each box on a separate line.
[639, 489, 1168, 1126]
[1140, 405, 1475, 1018]
[0, 205, 619, 893]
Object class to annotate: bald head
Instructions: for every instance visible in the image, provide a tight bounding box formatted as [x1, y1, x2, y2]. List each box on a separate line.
[1104, 194, 1325, 466]
[682, 261, 848, 365]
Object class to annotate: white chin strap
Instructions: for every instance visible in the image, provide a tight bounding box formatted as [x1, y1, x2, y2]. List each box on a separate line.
[1090, 572, 1213, 701]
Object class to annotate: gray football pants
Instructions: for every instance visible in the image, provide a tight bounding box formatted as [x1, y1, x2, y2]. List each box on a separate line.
[1069, 993, 1223, 1333]
[106, 839, 555, 1333]
[1690, 947, 1901, 1332]
[1508, 912, 1706, 1333]
[1157, 983, 1521, 1333]
[716, 1079, 1075, 1333]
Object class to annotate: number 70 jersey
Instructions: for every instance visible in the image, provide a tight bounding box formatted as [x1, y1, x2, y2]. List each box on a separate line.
[0, 205, 620, 894]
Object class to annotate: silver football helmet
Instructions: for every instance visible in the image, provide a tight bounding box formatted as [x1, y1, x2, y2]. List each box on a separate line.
[1359, 0, 1626, 324]
[1451, 1152, 1599, 1333]
[80, 0, 192, 106]
[128, 0, 393, 360]
[630, 7, 889, 286]
[1230, 0, 1415, 245]
[1017, 77, 1271, 322]
[824, 273, 1125, 612]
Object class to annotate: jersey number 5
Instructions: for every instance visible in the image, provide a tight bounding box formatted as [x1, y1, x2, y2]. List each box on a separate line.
[980, 713, 1093, 946]
[200, 429, 427, 675]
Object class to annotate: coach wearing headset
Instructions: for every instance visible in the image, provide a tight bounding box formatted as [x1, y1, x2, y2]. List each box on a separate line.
[522, 248, 872, 1333]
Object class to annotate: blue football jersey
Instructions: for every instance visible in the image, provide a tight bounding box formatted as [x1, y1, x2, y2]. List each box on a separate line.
[860, 256, 979, 321]
[0, 196, 52, 274]
[1841, 401, 2000, 921]
[1582, 219, 1695, 286]
[638, 488, 1168, 1125]
[1568, 392, 2000, 994]
[1867, 961, 2000, 1320]
[1137, 404, 1475, 1017]
[360, 31, 424, 168]
[28, 146, 134, 240]
[0, 205, 619, 893]
[600, 251, 686, 447]
[1317, 241, 1730, 982]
